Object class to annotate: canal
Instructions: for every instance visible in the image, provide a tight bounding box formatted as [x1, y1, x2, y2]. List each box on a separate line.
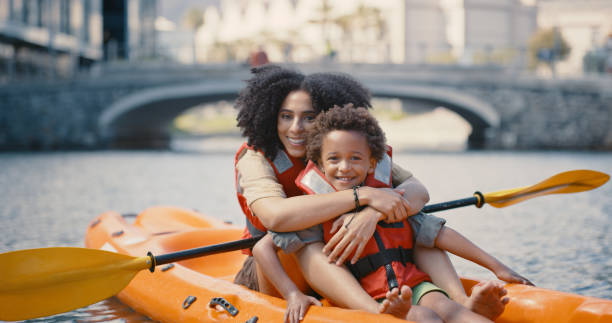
[1, 145, 610, 322]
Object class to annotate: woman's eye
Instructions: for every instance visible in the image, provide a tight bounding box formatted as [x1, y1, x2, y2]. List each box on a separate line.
[304, 115, 315, 122]
[281, 114, 292, 120]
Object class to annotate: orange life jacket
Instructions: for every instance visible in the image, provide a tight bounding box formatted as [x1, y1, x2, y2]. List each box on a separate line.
[295, 148, 430, 299]
[234, 142, 306, 255]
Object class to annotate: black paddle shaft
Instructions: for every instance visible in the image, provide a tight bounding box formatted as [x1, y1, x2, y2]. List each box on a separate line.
[153, 236, 263, 267]
[422, 196, 480, 213]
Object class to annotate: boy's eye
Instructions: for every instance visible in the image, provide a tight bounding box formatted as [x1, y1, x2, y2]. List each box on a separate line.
[351, 156, 362, 161]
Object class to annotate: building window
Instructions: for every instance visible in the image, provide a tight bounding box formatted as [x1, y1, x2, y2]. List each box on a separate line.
[9, 0, 15, 21]
[59, 0, 70, 34]
[83, 0, 91, 42]
[22, 0, 30, 25]
[36, 0, 43, 27]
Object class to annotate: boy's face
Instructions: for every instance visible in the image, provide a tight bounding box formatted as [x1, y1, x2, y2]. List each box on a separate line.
[319, 130, 376, 191]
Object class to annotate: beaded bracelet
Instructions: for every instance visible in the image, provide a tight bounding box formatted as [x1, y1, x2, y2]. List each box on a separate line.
[345, 186, 361, 229]
[353, 185, 360, 210]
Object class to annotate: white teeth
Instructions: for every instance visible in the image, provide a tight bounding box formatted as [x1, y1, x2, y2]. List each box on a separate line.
[288, 138, 305, 145]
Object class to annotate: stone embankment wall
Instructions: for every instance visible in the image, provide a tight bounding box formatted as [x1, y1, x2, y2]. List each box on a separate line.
[464, 79, 612, 150]
[1, 63, 611, 150]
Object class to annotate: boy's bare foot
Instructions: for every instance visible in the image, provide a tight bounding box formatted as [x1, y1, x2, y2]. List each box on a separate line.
[464, 281, 509, 320]
[378, 285, 413, 319]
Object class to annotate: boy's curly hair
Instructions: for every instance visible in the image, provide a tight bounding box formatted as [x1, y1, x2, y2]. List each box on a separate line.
[306, 104, 386, 165]
[235, 65, 372, 159]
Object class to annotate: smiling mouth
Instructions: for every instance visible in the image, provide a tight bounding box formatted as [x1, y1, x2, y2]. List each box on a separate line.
[287, 137, 305, 145]
[335, 176, 355, 182]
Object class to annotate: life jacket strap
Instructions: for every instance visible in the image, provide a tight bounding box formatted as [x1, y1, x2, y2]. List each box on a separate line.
[346, 247, 414, 280]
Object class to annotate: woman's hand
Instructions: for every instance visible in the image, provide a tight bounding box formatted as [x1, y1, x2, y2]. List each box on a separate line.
[358, 187, 411, 223]
[284, 291, 321, 323]
[494, 264, 534, 286]
[322, 206, 382, 265]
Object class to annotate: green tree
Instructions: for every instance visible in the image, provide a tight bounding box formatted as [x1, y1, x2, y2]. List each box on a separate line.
[528, 27, 571, 76]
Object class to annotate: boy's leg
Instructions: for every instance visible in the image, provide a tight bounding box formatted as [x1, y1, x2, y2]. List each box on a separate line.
[418, 291, 492, 323]
[414, 246, 506, 319]
[405, 305, 443, 323]
[294, 242, 381, 313]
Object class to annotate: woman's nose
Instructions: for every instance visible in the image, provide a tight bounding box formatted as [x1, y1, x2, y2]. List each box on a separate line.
[290, 118, 303, 132]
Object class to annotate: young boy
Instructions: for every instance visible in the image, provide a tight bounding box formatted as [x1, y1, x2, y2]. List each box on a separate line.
[252, 105, 531, 323]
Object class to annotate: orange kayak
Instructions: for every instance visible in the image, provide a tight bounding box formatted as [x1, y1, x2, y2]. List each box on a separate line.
[85, 206, 612, 323]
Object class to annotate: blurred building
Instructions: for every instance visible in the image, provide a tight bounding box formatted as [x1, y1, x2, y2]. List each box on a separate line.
[537, 0, 612, 76]
[0, 0, 156, 81]
[0, 0, 103, 79]
[103, 0, 157, 61]
[189, 0, 536, 66]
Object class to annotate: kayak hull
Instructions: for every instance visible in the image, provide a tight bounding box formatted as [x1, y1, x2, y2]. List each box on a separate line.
[84, 206, 612, 323]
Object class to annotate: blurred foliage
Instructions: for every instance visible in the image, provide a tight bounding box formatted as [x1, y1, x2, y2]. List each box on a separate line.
[527, 28, 571, 69]
[472, 48, 518, 65]
[173, 102, 239, 135]
[183, 8, 204, 30]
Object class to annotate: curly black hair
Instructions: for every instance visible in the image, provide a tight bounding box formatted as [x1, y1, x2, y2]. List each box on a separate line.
[306, 104, 386, 166]
[235, 65, 372, 159]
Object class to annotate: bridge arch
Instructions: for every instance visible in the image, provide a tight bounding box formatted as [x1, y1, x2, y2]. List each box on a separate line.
[99, 80, 500, 148]
[365, 83, 500, 148]
[99, 81, 243, 147]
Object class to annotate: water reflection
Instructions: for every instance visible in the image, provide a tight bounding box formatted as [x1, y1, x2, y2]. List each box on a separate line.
[170, 97, 472, 152]
[23, 298, 153, 323]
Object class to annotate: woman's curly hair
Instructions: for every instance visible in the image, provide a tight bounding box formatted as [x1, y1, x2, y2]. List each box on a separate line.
[235, 65, 372, 159]
[306, 104, 387, 166]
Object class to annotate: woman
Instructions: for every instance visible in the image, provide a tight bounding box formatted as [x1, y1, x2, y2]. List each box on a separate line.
[233, 65, 508, 319]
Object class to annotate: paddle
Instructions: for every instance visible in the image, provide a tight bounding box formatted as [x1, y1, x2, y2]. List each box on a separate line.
[422, 169, 610, 212]
[0, 169, 608, 321]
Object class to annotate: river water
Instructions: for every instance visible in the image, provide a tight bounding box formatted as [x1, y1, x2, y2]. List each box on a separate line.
[1, 145, 611, 322]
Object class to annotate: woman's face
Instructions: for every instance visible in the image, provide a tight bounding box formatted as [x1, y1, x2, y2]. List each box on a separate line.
[319, 130, 376, 191]
[277, 90, 317, 158]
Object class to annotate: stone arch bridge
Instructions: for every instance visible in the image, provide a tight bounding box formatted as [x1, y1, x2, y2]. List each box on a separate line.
[1, 63, 611, 150]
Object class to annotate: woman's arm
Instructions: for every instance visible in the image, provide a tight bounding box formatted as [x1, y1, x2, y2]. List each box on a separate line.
[252, 187, 409, 232]
[395, 176, 429, 215]
[239, 150, 410, 232]
[434, 227, 533, 285]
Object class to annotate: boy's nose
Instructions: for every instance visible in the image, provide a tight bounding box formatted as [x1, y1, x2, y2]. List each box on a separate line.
[338, 160, 350, 171]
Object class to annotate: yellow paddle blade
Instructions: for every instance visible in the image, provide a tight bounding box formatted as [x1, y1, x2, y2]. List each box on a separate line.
[0, 247, 151, 321]
[484, 170, 610, 208]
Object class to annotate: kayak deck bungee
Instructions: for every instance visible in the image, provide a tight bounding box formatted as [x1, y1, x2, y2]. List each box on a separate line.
[85, 206, 612, 323]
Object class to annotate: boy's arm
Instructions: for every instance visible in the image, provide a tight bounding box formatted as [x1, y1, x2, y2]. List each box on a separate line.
[434, 227, 534, 285]
[252, 234, 305, 298]
[252, 235, 321, 323]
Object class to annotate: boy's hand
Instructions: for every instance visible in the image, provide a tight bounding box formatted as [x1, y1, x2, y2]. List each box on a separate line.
[495, 265, 534, 286]
[284, 291, 321, 323]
